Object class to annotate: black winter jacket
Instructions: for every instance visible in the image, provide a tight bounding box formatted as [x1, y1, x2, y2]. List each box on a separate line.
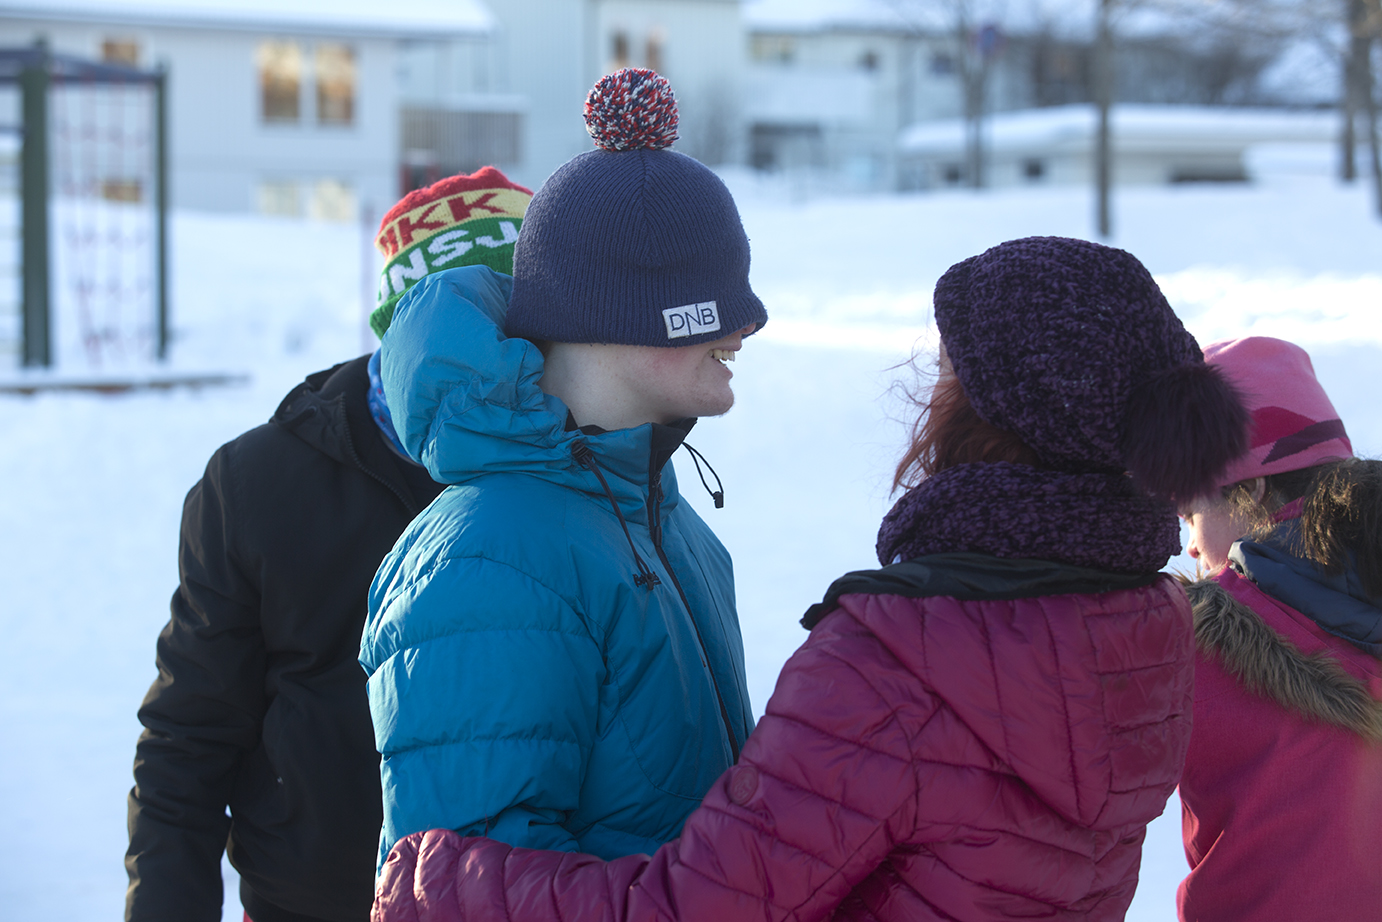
[125, 356, 444, 922]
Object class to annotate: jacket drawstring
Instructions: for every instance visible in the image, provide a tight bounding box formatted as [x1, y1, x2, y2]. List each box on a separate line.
[572, 440, 661, 590]
[681, 442, 724, 509]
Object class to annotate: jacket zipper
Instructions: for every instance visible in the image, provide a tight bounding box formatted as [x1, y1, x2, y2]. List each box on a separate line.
[648, 469, 742, 763]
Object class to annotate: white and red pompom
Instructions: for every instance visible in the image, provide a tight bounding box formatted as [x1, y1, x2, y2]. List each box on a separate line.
[584, 68, 679, 152]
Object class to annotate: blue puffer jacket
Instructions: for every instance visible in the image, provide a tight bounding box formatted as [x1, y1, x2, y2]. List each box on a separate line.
[360, 266, 754, 872]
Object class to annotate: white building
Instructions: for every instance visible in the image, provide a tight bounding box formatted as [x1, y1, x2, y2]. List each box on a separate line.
[0, 0, 500, 217]
[898, 104, 1340, 190]
[741, 0, 1030, 191]
[432, 0, 748, 191]
[2, 0, 749, 216]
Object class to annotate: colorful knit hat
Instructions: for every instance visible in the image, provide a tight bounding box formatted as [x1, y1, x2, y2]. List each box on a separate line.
[504, 68, 767, 347]
[1203, 336, 1352, 488]
[933, 236, 1249, 503]
[371, 166, 533, 338]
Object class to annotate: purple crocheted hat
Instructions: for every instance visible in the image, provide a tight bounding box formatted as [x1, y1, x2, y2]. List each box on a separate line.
[933, 236, 1248, 503]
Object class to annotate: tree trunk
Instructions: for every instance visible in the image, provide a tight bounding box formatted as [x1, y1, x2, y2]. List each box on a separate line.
[1343, 0, 1368, 182]
[1094, 0, 1114, 238]
[1362, 33, 1382, 216]
[958, 21, 984, 189]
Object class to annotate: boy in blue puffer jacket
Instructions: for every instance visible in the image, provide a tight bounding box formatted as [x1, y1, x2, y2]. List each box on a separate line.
[360, 69, 766, 871]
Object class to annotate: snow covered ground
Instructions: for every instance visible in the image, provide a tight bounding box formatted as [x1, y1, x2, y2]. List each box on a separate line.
[3, 160, 1380, 920]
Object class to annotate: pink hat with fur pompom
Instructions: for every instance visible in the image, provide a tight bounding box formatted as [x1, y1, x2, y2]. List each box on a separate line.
[1203, 337, 1352, 489]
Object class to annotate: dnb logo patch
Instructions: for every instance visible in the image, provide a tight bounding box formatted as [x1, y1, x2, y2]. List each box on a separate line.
[663, 301, 721, 340]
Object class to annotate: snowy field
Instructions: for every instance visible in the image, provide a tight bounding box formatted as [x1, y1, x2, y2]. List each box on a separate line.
[3, 158, 1381, 920]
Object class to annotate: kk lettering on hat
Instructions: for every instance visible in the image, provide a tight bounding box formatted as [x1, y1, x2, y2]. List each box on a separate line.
[371, 166, 533, 339]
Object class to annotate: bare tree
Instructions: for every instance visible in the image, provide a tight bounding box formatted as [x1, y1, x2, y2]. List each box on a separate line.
[1094, 0, 1114, 236]
[1347, 0, 1382, 212]
[887, 0, 1008, 188]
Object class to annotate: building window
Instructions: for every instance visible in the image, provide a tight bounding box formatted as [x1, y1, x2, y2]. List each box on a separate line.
[258, 41, 303, 123]
[309, 179, 356, 222]
[750, 35, 795, 64]
[257, 179, 301, 216]
[930, 51, 955, 75]
[646, 28, 665, 74]
[101, 38, 139, 67]
[400, 107, 524, 190]
[611, 31, 630, 71]
[101, 179, 143, 202]
[1023, 159, 1046, 181]
[316, 43, 355, 126]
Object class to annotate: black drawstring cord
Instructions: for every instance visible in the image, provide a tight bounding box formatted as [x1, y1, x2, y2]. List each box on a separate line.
[572, 440, 661, 590]
[681, 442, 724, 509]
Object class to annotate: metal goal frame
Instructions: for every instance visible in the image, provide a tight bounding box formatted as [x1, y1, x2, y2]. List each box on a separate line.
[3, 42, 168, 368]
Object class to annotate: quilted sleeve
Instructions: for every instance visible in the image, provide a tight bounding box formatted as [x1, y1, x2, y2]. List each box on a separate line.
[362, 551, 605, 868]
[373, 604, 930, 922]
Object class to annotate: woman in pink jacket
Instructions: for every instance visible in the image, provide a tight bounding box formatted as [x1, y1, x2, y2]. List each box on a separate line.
[373, 237, 1249, 922]
[1177, 337, 1382, 922]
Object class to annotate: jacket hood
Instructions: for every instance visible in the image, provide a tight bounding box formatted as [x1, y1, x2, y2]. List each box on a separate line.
[380, 265, 679, 516]
[1189, 573, 1382, 741]
[1230, 523, 1382, 656]
[271, 355, 368, 470]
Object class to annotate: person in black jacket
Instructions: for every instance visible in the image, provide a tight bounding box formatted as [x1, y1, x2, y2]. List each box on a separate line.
[124, 168, 533, 922]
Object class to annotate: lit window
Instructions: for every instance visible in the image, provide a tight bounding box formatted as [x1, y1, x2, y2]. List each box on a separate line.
[309, 179, 356, 222]
[316, 44, 355, 126]
[102, 39, 139, 67]
[257, 179, 301, 216]
[750, 36, 795, 64]
[101, 179, 143, 202]
[646, 28, 665, 74]
[611, 31, 629, 71]
[257, 40, 302, 123]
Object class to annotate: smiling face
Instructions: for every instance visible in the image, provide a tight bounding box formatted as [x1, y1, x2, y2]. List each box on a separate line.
[610, 323, 757, 425]
[540, 324, 758, 431]
[1181, 491, 1257, 577]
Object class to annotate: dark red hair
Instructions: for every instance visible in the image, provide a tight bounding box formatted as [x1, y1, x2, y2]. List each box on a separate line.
[893, 364, 1040, 491]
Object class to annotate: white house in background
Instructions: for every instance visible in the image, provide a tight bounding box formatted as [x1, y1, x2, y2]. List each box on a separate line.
[0, 0, 497, 217]
[426, 0, 747, 191]
[1, 0, 749, 214]
[898, 105, 1340, 190]
[741, 0, 1029, 190]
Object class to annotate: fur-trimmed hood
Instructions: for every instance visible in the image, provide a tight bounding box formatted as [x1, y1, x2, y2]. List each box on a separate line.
[1186, 577, 1382, 742]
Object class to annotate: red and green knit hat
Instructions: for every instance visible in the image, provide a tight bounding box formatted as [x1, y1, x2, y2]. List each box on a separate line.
[371, 166, 533, 338]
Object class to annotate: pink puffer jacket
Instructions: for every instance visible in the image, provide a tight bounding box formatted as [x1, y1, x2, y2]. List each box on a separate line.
[375, 573, 1195, 922]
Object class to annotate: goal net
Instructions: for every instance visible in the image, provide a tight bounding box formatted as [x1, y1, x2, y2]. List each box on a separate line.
[2, 47, 165, 375]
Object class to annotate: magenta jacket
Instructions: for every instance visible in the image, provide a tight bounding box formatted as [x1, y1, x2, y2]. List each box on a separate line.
[375, 559, 1195, 922]
[1178, 567, 1382, 921]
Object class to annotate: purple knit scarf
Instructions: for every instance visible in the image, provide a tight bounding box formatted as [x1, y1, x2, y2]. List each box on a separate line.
[876, 462, 1181, 574]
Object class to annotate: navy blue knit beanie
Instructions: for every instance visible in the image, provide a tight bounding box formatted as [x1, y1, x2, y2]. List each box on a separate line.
[504, 69, 767, 347]
[933, 236, 1249, 503]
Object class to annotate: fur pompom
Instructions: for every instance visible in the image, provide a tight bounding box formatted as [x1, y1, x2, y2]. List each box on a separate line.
[1122, 362, 1251, 503]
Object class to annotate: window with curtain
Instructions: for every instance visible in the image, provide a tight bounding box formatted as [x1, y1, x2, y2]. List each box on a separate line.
[258, 40, 302, 122]
[645, 28, 665, 74]
[610, 31, 630, 71]
[316, 43, 356, 126]
[101, 38, 139, 67]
